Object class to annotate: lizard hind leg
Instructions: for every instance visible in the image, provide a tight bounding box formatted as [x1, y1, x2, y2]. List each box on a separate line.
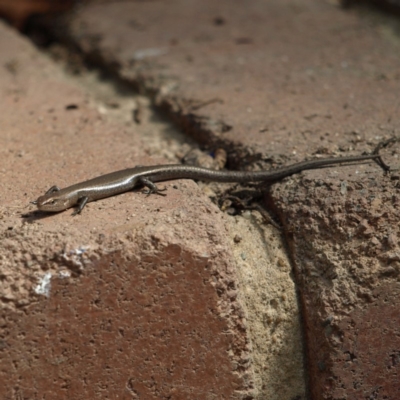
[373, 135, 400, 172]
[138, 177, 167, 196]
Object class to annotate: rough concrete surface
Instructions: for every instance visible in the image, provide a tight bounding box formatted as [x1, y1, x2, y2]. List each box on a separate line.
[46, 0, 400, 398]
[0, 15, 305, 400]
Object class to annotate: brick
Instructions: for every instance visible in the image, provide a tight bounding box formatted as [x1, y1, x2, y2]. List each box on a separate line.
[0, 21, 257, 399]
[54, 0, 400, 398]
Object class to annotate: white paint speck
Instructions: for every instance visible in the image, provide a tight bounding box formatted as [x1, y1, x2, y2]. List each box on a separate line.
[133, 47, 168, 60]
[34, 272, 52, 297]
[58, 270, 71, 279]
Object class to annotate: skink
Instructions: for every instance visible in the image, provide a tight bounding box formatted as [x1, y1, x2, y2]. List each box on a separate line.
[32, 153, 382, 215]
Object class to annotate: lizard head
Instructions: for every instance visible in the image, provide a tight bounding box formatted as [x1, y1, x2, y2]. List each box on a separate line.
[34, 192, 76, 212]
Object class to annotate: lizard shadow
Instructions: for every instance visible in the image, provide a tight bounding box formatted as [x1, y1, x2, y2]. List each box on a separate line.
[21, 209, 71, 222]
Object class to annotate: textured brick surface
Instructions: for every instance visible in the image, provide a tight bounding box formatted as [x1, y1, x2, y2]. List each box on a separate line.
[272, 169, 400, 398]
[2, 240, 248, 399]
[62, 0, 400, 163]
[53, 0, 400, 398]
[335, 283, 400, 398]
[0, 21, 256, 399]
[2, 0, 400, 398]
